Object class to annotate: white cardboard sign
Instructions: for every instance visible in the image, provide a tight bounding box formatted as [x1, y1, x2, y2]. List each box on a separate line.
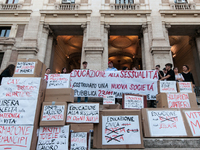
[37, 126, 69, 150]
[0, 99, 37, 125]
[15, 62, 35, 74]
[47, 74, 70, 89]
[102, 115, 141, 145]
[70, 132, 87, 150]
[178, 82, 193, 93]
[103, 95, 115, 104]
[42, 105, 65, 121]
[0, 125, 33, 150]
[167, 93, 191, 108]
[66, 103, 99, 123]
[124, 95, 144, 109]
[0, 77, 41, 100]
[147, 110, 187, 137]
[184, 110, 200, 136]
[159, 81, 177, 93]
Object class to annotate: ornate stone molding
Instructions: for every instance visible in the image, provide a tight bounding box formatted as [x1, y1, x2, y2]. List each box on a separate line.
[150, 46, 171, 54]
[55, 3, 80, 10]
[84, 47, 104, 53]
[0, 37, 15, 46]
[17, 47, 39, 55]
[110, 3, 140, 10]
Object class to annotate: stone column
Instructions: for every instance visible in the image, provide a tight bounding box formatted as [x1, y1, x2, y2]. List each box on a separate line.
[37, 24, 49, 63]
[44, 35, 54, 68]
[196, 36, 200, 62]
[1, 50, 12, 71]
[142, 24, 152, 70]
[140, 36, 146, 69]
[9, 24, 18, 38]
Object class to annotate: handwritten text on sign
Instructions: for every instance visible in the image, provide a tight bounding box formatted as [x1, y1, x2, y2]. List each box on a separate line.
[71, 70, 158, 100]
[37, 126, 69, 150]
[0, 78, 41, 100]
[47, 74, 70, 89]
[124, 95, 144, 109]
[0, 99, 37, 125]
[103, 95, 115, 104]
[67, 103, 99, 123]
[42, 105, 65, 121]
[147, 110, 187, 137]
[102, 115, 141, 145]
[178, 82, 193, 93]
[159, 81, 177, 93]
[15, 62, 35, 74]
[71, 132, 87, 150]
[185, 111, 200, 136]
[167, 93, 191, 108]
[0, 126, 33, 150]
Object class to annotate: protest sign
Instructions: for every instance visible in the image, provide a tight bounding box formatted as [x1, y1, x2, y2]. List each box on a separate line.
[37, 126, 69, 150]
[15, 62, 35, 74]
[42, 105, 65, 121]
[103, 95, 115, 104]
[145, 109, 187, 137]
[66, 103, 99, 123]
[70, 132, 87, 150]
[158, 81, 177, 93]
[0, 125, 33, 150]
[47, 74, 70, 89]
[0, 77, 42, 100]
[167, 93, 191, 108]
[0, 99, 37, 125]
[177, 82, 193, 93]
[184, 110, 200, 136]
[70, 70, 158, 100]
[102, 115, 141, 145]
[123, 94, 145, 109]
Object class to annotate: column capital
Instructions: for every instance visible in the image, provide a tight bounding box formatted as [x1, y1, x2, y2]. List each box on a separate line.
[165, 23, 171, 29]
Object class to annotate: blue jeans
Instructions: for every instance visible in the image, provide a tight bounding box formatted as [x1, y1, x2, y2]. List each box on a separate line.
[77, 97, 88, 102]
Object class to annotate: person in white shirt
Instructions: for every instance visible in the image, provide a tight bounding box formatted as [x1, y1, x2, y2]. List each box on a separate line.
[174, 67, 184, 82]
[106, 61, 118, 71]
[44, 68, 51, 81]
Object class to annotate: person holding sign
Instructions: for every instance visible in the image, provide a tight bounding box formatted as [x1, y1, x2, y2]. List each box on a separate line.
[77, 61, 89, 102]
[106, 61, 118, 71]
[181, 65, 195, 87]
[61, 67, 67, 74]
[44, 68, 51, 81]
[160, 63, 175, 81]
[156, 65, 164, 80]
[0, 64, 15, 84]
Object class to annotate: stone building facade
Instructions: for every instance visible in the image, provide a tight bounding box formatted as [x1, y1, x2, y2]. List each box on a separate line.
[0, 0, 200, 86]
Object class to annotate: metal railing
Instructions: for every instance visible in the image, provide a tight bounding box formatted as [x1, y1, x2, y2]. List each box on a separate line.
[111, 3, 140, 10]
[0, 3, 22, 10]
[55, 3, 79, 10]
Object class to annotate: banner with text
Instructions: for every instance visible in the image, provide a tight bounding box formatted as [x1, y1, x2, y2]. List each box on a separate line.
[167, 93, 190, 108]
[37, 126, 69, 150]
[70, 132, 87, 150]
[47, 74, 70, 89]
[102, 115, 141, 145]
[42, 105, 65, 121]
[71, 70, 158, 100]
[0, 125, 33, 150]
[66, 103, 99, 123]
[15, 62, 35, 74]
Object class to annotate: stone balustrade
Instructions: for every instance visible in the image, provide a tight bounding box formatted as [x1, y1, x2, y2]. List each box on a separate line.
[0, 4, 22, 10]
[171, 3, 196, 10]
[110, 3, 140, 10]
[55, 3, 80, 10]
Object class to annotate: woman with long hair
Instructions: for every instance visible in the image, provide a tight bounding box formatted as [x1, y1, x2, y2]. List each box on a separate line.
[61, 67, 67, 74]
[0, 64, 15, 84]
[174, 67, 184, 82]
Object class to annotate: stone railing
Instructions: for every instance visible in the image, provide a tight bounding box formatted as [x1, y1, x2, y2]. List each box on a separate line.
[110, 3, 140, 10]
[171, 3, 196, 10]
[0, 4, 22, 10]
[55, 3, 80, 10]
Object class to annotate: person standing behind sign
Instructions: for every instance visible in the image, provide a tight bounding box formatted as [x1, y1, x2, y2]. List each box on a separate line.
[174, 67, 184, 82]
[106, 61, 118, 71]
[155, 65, 164, 80]
[61, 67, 67, 74]
[44, 68, 51, 81]
[77, 61, 89, 103]
[0, 64, 15, 85]
[160, 63, 175, 81]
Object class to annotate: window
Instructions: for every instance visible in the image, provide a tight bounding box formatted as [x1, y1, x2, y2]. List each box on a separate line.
[62, 0, 75, 4]
[175, 0, 187, 3]
[0, 27, 11, 38]
[6, 0, 19, 4]
[0, 53, 4, 69]
[115, 0, 134, 4]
